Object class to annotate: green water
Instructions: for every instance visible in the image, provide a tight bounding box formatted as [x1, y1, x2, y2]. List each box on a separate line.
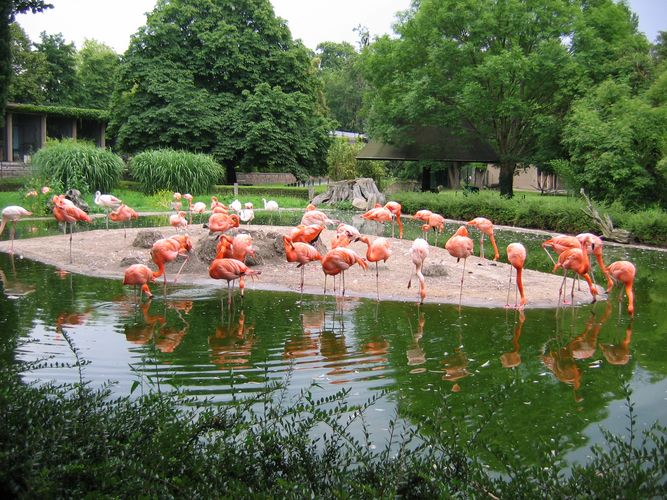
[1, 216, 666, 469]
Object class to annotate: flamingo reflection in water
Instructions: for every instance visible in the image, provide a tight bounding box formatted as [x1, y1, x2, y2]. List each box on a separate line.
[442, 346, 469, 392]
[123, 300, 190, 353]
[600, 321, 634, 366]
[541, 343, 582, 402]
[499, 310, 525, 369]
[209, 310, 255, 369]
[283, 309, 324, 360]
[407, 312, 426, 371]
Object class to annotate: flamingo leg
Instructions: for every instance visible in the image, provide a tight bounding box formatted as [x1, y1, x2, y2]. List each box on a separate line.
[543, 246, 556, 266]
[68, 223, 74, 264]
[227, 281, 232, 306]
[10, 221, 16, 254]
[479, 236, 485, 260]
[375, 261, 379, 301]
[173, 256, 189, 284]
[506, 265, 513, 308]
[458, 258, 467, 309]
[300, 266, 305, 293]
[105, 209, 109, 230]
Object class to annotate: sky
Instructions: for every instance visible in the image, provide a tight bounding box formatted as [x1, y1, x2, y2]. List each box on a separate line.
[16, 0, 666, 54]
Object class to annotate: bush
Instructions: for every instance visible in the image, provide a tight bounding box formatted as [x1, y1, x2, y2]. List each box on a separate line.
[31, 139, 124, 194]
[130, 149, 225, 195]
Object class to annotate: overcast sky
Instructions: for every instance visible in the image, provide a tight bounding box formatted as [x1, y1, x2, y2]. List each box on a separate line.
[16, 0, 666, 54]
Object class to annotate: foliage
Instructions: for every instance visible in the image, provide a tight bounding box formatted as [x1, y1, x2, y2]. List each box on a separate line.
[129, 149, 224, 195]
[32, 139, 124, 194]
[7, 23, 49, 104]
[361, 0, 582, 198]
[561, 80, 667, 209]
[326, 137, 387, 187]
[316, 41, 366, 132]
[0, 340, 665, 497]
[109, 0, 331, 182]
[19, 176, 63, 216]
[73, 39, 120, 110]
[34, 32, 79, 106]
[6, 102, 108, 120]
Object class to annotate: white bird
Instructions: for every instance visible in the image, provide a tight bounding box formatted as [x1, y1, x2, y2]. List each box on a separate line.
[239, 202, 255, 224]
[262, 198, 279, 223]
[94, 191, 122, 229]
[408, 238, 430, 304]
[190, 201, 207, 223]
[1, 205, 33, 254]
[230, 199, 242, 212]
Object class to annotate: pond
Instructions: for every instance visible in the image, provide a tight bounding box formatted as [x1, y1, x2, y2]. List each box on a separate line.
[1, 214, 666, 470]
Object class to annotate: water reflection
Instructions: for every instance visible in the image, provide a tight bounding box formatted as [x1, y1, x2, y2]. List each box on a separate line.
[0, 256, 35, 298]
[123, 299, 191, 353]
[407, 312, 426, 370]
[209, 309, 255, 369]
[500, 310, 525, 369]
[600, 321, 633, 366]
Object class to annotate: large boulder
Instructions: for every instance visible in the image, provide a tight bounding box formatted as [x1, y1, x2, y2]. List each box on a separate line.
[310, 178, 385, 209]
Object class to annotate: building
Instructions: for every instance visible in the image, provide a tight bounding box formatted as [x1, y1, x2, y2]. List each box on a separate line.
[1, 103, 108, 176]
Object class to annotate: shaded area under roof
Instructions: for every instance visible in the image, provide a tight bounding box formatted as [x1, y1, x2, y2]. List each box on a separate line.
[356, 125, 499, 163]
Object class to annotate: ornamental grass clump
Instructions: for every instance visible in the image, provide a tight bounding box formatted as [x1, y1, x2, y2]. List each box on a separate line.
[31, 139, 124, 194]
[130, 149, 224, 195]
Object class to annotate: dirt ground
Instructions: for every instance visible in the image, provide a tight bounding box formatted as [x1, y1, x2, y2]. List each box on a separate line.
[0, 221, 603, 308]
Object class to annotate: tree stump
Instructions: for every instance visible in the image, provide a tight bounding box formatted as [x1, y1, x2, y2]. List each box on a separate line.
[310, 178, 385, 209]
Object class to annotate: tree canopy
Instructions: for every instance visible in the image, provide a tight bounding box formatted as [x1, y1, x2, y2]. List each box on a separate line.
[109, 0, 332, 182]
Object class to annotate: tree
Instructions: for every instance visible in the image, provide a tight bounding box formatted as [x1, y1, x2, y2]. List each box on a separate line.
[1, 1, 52, 125]
[316, 41, 366, 132]
[34, 32, 78, 105]
[74, 39, 119, 109]
[561, 79, 667, 208]
[362, 0, 582, 197]
[652, 31, 667, 65]
[109, 0, 332, 182]
[7, 23, 49, 104]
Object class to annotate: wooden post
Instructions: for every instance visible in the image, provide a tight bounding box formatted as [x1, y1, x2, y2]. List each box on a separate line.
[5, 112, 12, 161]
[308, 181, 314, 200]
[233, 182, 238, 196]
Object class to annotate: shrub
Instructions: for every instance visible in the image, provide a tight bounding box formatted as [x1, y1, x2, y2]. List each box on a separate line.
[31, 139, 124, 194]
[130, 149, 225, 195]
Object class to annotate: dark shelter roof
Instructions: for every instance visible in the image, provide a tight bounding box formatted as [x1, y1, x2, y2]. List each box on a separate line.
[356, 125, 499, 163]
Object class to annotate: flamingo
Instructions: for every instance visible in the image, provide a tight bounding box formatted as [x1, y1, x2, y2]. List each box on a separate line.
[210, 196, 226, 212]
[421, 212, 445, 246]
[467, 217, 500, 261]
[606, 260, 636, 316]
[331, 223, 362, 248]
[359, 236, 392, 300]
[230, 199, 242, 213]
[384, 201, 404, 238]
[171, 192, 182, 211]
[169, 211, 188, 233]
[209, 257, 261, 305]
[151, 235, 193, 286]
[407, 238, 429, 304]
[215, 233, 256, 263]
[239, 202, 255, 224]
[0, 206, 32, 253]
[183, 193, 193, 209]
[506, 242, 527, 309]
[552, 240, 598, 307]
[190, 201, 207, 223]
[289, 224, 324, 245]
[53, 196, 92, 263]
[207, 213, 240, 234]
[123, 264, 155, 299]
[321, 247, 368, 296]
[263, 198, 279, 223]
[445, 225, 475, 308]
[282, 235, 323, 293]
[361, 206, 393, 236]
[300, 209, 337, 228]
[542, 235, 581, 265]
[109, 204, 138, 239]
[413, 209, 433, 223]
[94, 191, 122, 230]
[577, 232, 614, 290]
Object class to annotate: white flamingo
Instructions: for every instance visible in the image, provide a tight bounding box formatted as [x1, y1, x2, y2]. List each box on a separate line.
[1, 206, 33, 254]
[262, 198, 279, 224]
[94, 191, 122, 229]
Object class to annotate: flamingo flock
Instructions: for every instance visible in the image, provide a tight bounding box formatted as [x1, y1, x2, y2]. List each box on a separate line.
[1, 192, 637, 317]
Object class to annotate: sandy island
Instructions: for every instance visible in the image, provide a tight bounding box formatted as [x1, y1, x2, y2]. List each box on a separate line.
[0, 221, 605, 309]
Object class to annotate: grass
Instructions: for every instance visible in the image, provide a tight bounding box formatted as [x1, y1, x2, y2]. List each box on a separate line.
[1, 336, 665, 497]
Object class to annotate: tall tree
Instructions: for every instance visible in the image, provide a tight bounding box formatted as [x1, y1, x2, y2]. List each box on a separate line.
[362, 0, 581, 197]
[34, 32, 78, 105]
[74, 39, 119, 109]
[7, 23, 49, 104]
[316, 41, 366, 132]
[1, 0, 52, 124]
[109, 0, 332, 181]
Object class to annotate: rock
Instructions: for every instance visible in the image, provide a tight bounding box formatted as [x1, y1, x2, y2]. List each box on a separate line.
[120, 256, 144, 267]
[311, 178, 385, 208]
[423, 263, 449, 277]
[133, 230, 164, 248]
[65, 189, 90, 213]
[352, 215, 384, 236]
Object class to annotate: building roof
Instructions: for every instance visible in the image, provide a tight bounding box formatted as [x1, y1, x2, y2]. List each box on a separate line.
[356, 125, 499, 163]
[5, 102, 109, 121]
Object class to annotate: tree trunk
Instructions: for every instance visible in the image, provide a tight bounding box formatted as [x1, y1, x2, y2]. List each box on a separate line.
[499, 162, 514, 198]
[421, 166, 431, 192]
